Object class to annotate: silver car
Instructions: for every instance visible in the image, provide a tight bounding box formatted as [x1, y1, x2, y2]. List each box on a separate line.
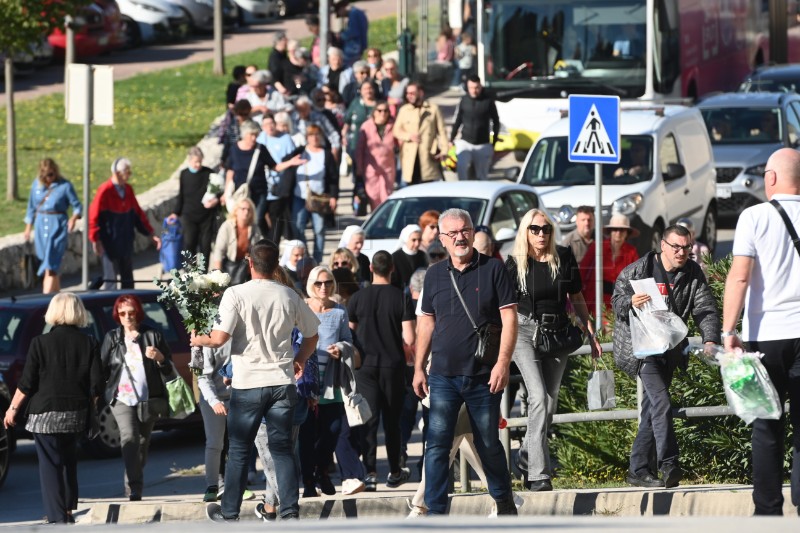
[697, 92, 800, 218]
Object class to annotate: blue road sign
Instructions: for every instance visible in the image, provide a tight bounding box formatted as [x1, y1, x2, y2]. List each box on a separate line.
[568, 95, 621, 164]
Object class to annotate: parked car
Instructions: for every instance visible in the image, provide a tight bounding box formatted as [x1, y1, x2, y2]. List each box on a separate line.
[48, 0, 126, 58]
[117, 0, 190, 46]
[168, 0, 239, 32]
[276, 0, 316, 18]
[234, 0, 277, 23]
[0, 374, 10, 489]
[0, 290, 195, 458]
[739, 64, 800, 94]
[360, 181, 542, 259]
[696, 92, 800, 219]
[518, 104, 718, 255]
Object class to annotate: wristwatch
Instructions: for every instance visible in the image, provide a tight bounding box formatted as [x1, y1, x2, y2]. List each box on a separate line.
[720, 330, 739, 339]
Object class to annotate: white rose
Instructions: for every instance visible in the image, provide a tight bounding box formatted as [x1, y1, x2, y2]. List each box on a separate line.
[207, 270, 231, 287]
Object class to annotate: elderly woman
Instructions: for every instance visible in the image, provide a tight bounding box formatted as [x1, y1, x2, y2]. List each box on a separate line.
[580, 213, 640, 314]
[319, 47, 354, 96]
[391, 224, 428, 290]
[342, 60, 374, 107]
[211, 197, 262, 285]
[338, 225, 370, 284]
[168, 147, 217, 269]
[23, 158, 82, 294]
[417, 210, 440, 252]
[100, 294, 174, 501]
[380, 59, 409, 115]
[506, 209, 601, 491]
[246, 70, 290, 124]
[356, 101, 396, 211]
[280, 239, 312, 292]
[298, 266, 364, 497]
[3, 293, 102, 523]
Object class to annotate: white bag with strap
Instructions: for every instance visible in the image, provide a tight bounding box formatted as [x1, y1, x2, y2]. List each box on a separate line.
[343, 392, 372, 427]
[224, 147, 260, 214]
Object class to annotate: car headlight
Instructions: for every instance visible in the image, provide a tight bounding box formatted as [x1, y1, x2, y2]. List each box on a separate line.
[612, 193, 643, 216]
[744, 164, 767, 177]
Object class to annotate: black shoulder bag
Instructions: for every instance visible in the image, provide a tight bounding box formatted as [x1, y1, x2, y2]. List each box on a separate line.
[448, 268, 502, 367]
[770, 199, 800, 258]
[531, 266, 584, 359]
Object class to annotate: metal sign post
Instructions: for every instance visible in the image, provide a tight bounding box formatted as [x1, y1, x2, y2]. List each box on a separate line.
[568, 95, 621, 331]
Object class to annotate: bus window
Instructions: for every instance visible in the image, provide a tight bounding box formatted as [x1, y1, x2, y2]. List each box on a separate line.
[654, 0, 680, 95]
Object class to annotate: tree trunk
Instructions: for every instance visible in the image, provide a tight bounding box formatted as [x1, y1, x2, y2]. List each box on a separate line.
[213, 0, 225, 76]
[5, 58, 18, 202]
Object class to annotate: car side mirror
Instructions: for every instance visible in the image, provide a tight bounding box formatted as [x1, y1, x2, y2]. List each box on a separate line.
[504, 167, 520, 181]
[494, 227, 517, 242]
[665, 163, 685, 180]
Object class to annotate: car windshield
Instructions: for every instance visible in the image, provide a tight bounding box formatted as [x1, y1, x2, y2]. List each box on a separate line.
[700, 107, 782, 144]
[363, 197, 488, 239]
[0, 310, 28, 355]
[519, 135, 653, 186]
[740, 77, 799, 94]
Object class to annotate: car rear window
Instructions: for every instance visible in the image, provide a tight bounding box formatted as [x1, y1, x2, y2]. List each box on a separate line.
[101, 302, 181, 344]
[363, 197, 488, 239]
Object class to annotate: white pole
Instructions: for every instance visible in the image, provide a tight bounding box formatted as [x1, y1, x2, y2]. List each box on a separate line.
[320, 0, 329, 68]
[594, 163, 603, 330]
[82, 67, 93, 290]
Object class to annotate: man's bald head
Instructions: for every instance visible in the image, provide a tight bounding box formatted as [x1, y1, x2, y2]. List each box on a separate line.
[765, 148, 800, 199]
[474, 231, 493, 256]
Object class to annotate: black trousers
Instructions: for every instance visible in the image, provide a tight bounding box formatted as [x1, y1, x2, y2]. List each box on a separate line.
[747, 337, 800, 515]
[181, 215, 214, 270]
[356, 364, 406, 475]
[33, 432, 79, 524]
[266, 198, 291, 243]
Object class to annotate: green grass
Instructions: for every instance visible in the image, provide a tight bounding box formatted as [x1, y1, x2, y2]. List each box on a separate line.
[0, 15, 400, 238]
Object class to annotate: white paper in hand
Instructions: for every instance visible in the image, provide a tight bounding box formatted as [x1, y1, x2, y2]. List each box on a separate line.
[629, 278, 667, 310]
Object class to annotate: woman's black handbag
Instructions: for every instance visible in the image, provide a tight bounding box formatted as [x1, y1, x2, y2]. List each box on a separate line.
[222, 257, 251, 286]
[449, 270, 502, 367]
[536, 315, 584, 359]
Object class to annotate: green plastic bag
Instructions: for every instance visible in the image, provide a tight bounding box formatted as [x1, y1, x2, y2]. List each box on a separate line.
[165, 375, 195, 419]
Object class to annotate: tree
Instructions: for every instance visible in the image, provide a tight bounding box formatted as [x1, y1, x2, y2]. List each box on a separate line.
[0, 0, 90, 200]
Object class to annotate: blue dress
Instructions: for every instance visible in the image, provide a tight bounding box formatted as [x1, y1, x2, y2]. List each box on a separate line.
[24, 177, 82, 275]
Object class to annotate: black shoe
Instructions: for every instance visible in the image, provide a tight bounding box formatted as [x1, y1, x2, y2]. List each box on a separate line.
[206, 503, 238, 522]
[626, 471, 665, 488]
[317, 474, 337, 496]
[494, 497, 518, 516]
[661, 465, 684, 489]
[386, 467, 411, 488]
[525, 479, 553, 492]
[364, 473, 378, 492]
[129, 494, 142, 502]
[302, 483, 319, 498]
[255, 502, 277, 522]
[280, 512, 299, 520]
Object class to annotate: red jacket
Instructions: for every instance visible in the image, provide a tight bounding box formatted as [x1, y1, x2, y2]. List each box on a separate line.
[580, 239, 639, 313]
[88, 179, 153, 260]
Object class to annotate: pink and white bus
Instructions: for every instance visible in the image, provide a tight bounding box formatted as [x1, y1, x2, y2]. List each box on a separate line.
[479, 0, 800, 157]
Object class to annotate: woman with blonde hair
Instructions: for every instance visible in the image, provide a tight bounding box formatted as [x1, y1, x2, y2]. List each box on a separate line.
[4, 292, 102, 523]
[210, 197, 262, 285]
[329, 247, 359, 278]
[23, 158, 82, 293]
[505, 209, 601, 491]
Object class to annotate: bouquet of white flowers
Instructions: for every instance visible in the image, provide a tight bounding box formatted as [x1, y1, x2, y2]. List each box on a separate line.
[155, 251, 230, 375]
[201, 172, 226, 206]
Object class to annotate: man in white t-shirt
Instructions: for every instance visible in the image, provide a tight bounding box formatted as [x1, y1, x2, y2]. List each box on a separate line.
[192, 239, 320, 521]
[722, 147, 800, 516]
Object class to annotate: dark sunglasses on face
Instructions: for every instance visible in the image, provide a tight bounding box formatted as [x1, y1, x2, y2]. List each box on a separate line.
[314, 280, 334, 288]
[529, 224, 553, 236]
[332, 261, 350, 267]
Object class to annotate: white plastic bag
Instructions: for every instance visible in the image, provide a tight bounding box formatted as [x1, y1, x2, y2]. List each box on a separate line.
[343, 391, 372, 427]
[629, 302, 688, 358]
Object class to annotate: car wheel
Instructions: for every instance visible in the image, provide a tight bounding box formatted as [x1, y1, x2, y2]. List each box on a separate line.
[0, 423, 9, 488]
[81, 403, 121, 458]
[700, 205, 717, 255]
[123, 17, 142, 48]
[277, 0, 289, 18]
[650, 221, 664, 253]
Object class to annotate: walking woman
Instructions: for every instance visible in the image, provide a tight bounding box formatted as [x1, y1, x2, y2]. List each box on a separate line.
[3, 293, 102, 524]
[505, 209, 601, 491]
[23, 158, 82, 293]
[211, 198, 262, 285]
[355, 102, 396, 211]
[100, 294, 174, 501]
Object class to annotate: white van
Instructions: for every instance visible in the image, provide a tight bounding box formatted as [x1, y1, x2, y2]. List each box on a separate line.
[517, 104, 718, 255]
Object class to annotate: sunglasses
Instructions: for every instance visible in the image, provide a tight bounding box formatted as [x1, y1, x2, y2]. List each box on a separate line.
[313, 280, 334, 288]
[118, 311, 137, 318]
[332, 261, 350, 267]
[529, 224, 553, 236]
[663, 241, 693, 253]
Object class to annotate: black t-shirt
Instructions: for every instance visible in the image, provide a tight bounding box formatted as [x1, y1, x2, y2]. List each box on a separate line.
[347, 284, 415, 368]
[509, 246, 582, 318]
[652, 254, 679, 310]
[226, 82, 242, 106]
[391, 249, 428, 289]
[229, 143, 277, 197]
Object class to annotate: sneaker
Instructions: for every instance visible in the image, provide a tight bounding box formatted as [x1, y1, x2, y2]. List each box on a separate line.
[242, 489, 256, 501]
[206, 503, 238, 522]
[364, 473, 378, 492]
[386, 467, 411, 488]
[524, 479, 553, 492]
[203, 485, 219, 503]
[661, 465, 684, 489]
[216, 485, 225, 499]
[406, 498, 427, 518]
[254, 502, 277, 522]
[626, 471, 665, 488]
[341, 478, 365, 496]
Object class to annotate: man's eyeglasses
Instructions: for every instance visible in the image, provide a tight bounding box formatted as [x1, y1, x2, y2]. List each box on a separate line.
[442, 228, 473, 240]
[529, 224, 553, 236]
[662, 241, 693, 253]
[313, 280, 334, 288]
[763, 169, 775, 179]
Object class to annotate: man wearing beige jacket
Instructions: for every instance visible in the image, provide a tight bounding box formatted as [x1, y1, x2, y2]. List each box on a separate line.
[394, 83, 449, 184]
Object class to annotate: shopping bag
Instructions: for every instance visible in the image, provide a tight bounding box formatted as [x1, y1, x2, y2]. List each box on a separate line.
[165, 375, 196, 419]
[159, 217, 183, 272]
[587, 361, 616, 411]
[629, 302, 688, 358]
[718, 350, 781, 425]
[343, 392, 372, 427]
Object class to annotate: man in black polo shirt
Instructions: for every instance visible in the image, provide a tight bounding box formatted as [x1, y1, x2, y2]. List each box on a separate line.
[449, 75, 500, 181]
[413, 208, 518, 515]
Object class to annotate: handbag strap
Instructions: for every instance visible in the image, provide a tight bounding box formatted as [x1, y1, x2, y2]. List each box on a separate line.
[770, 199, 800, 258]
[654, 254, 678, 313]
[31, 185, 56, 225]
[245, 147, 261, 184]
[448, 268, 478, 332]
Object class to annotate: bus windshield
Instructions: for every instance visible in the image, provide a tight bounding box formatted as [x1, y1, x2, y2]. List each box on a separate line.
[483, 0, 647, 97]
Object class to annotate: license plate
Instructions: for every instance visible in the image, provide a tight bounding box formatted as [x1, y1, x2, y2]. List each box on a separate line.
[717, 185, 732, 199]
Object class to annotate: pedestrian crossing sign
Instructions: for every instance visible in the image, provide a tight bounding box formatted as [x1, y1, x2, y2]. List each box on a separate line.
[568, 95, 620, 164]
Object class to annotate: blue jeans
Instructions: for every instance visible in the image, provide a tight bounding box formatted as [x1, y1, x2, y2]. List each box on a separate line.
[424, 374, 512, 514]
[222, 385, 298, 519]
[292, 196, 325, 263]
